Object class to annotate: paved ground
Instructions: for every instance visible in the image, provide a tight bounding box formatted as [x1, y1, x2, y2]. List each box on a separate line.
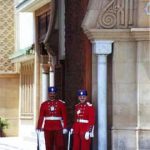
[0, 137, 37, 150]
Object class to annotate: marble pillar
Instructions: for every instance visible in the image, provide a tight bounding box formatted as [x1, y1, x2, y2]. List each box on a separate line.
[92, 40, 113, 150]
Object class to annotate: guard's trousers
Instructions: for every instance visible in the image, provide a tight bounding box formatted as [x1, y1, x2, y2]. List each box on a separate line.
[72, 133, 91, 150]
[44, 130, 65, 150]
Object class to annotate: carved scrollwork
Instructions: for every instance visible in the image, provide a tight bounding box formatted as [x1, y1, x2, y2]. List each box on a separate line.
[98, 0, 117, 29]
[100, 12, 117, 28]
[97, 0, 136, 29]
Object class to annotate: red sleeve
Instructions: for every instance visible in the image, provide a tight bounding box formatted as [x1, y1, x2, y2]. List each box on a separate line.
[88, 106, 95, 126]
[61, 102, 67, 129]
[37, 103, 45, 129]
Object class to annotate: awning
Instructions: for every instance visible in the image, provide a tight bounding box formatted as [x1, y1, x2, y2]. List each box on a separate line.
[9, 45, 35, 63]
[15, 0, 51, 12]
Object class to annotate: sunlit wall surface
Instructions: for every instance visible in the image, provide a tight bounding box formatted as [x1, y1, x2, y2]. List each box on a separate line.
[18, 12, 34, 50]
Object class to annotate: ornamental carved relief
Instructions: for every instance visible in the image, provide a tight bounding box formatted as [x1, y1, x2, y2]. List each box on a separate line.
[0, 0, 15, 73]
[97, 0, 136, 29]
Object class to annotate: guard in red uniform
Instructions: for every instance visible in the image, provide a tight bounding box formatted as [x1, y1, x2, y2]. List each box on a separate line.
[71, 89, 95, 150]
[37, 86, 68, 150]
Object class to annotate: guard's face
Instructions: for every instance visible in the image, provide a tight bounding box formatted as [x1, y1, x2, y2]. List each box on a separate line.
[48, 92, 56, 100]
[78, 96, 87, 103]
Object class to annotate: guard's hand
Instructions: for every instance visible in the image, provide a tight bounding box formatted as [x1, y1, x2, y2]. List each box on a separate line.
[37, 128, 43, 132]
[63, 128, 68, 134]
[70, 128, 73, 134]
[85, 131, 90, 140]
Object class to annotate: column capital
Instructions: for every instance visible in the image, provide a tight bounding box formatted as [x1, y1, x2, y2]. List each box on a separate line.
[92, 40, 113, 55]
[41, 63, 50, 74]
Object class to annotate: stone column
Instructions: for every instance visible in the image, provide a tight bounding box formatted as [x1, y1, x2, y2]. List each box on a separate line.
[41, 64, 49, 101]
[58, 0, 65, 60]
[92, 40, 113, 150]
[49, 65, 54, 86]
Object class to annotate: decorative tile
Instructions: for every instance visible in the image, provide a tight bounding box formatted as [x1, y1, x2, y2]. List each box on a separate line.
[0, 0, 15, 73]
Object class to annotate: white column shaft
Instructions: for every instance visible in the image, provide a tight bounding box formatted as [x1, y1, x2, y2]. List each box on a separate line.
[92, 40, 113, 150]
[49, 71, 54, 86]
[97, 55, 107, 150]
[42, 73, 49, 101]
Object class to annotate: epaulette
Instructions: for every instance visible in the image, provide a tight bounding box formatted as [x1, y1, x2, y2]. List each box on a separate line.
[59, 99, 65, 103]
[87, 102, 92, 106]
[43, 101, 48, 104]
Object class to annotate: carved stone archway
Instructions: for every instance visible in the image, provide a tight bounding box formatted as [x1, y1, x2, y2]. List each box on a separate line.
[39, 0, 65, 99]
[82, 0, 150, 150]
[44, 0, 58, 57]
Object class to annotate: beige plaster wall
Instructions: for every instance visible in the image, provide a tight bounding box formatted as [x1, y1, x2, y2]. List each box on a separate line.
[112, 41, 138, 150]
[112, 41, 150, 150]
[113, 42, 137, 127]
[112, 130, 137, 150]
[0, 75, 19, 136]
[137, 41, 150, 149]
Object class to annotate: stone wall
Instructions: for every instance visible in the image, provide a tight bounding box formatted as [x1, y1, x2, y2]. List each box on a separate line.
[82, 0, 150, 149]
[0, 0, 19, 136]
[112, 41, 137, 150]
[111, 41, 150, 150]
[0, 75, 19, 136]
[137, 41, 150, 150]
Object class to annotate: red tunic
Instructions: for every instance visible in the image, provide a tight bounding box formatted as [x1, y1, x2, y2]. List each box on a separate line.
[37, 99, 67, 131]
[72, 101, 95, 150]
[73, 101, 95, 134]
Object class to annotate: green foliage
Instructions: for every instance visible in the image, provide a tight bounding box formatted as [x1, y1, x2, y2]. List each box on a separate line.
[0, 117, 8, 130]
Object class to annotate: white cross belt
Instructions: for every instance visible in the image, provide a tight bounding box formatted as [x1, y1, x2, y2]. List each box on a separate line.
[77, 119, 89, 123]
[44, 116, 62, 120]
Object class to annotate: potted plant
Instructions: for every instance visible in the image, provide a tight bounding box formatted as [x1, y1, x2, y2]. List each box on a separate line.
[0, 117, 8, 137]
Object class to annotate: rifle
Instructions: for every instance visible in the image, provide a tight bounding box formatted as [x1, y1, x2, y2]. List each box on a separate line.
[37, 130, 40, 150]
[67, 130, 71, 150]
